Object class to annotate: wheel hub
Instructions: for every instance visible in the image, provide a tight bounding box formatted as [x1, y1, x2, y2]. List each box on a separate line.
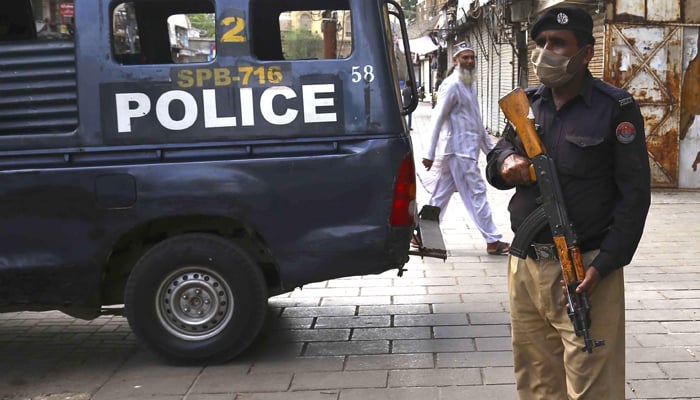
[156, 268, 234, 341]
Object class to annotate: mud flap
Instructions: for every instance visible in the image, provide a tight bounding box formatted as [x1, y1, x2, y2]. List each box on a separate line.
[408, 205, 447, 260]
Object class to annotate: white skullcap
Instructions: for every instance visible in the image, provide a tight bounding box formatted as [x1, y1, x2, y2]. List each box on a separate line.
[452, 42, 474, 57]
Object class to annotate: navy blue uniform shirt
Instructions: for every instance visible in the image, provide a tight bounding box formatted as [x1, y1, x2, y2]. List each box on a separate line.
[486, 71, 651, 278]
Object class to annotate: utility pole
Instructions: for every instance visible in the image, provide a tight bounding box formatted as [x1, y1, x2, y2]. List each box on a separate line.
[322, 10, 337, 59]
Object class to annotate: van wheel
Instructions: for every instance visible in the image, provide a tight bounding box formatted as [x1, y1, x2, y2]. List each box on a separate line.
[124, 233, 267, 364]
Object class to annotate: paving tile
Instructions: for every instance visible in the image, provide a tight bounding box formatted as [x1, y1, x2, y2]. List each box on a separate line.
[659, 361, 700, 378]
[661, 321, 700, 333]
[269, 317, 314, 330]
[634, 333, 700, 347]
[250, 356, 345, 374]
[439, 384, 518, 400]
[626, 347, 697, 362]
[428, 284, 502, 294]
[394, 313, 469, 327]
[392, 338, 475, 353]
[321, 296, 392, 306]
[235, 392, 339, 400]
[433, 325, 510, 338]
[475, 337, 512, 351]
[190, 372, 293, 393]
[305, 340, 389, 356]
[280, 306, 357, 318]
[628, 379, 700, 399]
[436, 351, 514, 368]
[351, 327, 431, 340]
[291, 371, 387, 391]
[357, 305, 431, 315]
[432, 302, 507, 313]
[388, 368, 482, 387]
[345, 354, 434, 370]
[392, 294, 462, 304]
[657, 290, 700, 300]
[360, 286, 427, 296]
[626, 321, 667, 334]
[280, 329, 351, 342]
[314, 316, 391, 329]
[339, 387, 438, 400]
[626, 362, 668, 380]
[392, 277, 459, 287]
[468, 312, 511, 325]
[327, 278, 392, 288]
[483, 366, 517, 384]
[268, 297, 322, 308]
[289, 288, 360, 298]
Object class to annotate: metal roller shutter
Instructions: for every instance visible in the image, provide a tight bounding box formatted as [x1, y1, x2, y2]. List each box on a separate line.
[495, 40, 515, 135]
[467, 17, 515, 136]
[589, 13, 605, 78]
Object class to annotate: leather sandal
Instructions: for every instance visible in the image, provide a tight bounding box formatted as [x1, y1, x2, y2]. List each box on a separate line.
[487, 241, 510, 255]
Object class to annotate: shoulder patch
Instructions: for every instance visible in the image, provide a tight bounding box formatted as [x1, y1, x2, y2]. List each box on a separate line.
[592, 79, 634, 107]
[616, 121, 636, 144]
[618, 97, 634, 107]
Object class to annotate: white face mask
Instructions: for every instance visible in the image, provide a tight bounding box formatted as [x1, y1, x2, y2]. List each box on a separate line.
[531, 47, 586, 88]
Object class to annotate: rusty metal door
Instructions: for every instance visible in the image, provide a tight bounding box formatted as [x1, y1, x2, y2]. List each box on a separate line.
[679, 28, 700, 189]
[605, 24, 681, 187]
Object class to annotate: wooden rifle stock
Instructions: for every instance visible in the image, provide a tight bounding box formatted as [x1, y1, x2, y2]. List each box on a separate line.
[498, 88, 541, 181]
[498, 87, 605, 353]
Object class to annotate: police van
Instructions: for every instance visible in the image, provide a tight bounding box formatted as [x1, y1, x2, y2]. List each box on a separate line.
[0, 0, 444, 363]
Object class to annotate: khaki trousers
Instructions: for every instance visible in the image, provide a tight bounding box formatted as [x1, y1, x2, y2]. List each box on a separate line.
[508, 251, 625, 400]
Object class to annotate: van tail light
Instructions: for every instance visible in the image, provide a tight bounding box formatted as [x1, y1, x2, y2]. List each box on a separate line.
[391, 154, 417, 226]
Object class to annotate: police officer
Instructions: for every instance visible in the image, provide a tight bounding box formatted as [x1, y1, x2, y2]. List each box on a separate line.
[485, 6, 651, 399]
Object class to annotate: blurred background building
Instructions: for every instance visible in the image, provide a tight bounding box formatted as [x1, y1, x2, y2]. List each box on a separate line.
[404, 0, 700, 189]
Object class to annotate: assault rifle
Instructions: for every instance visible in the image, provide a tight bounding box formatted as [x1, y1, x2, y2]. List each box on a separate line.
[498, 87, 605, 354]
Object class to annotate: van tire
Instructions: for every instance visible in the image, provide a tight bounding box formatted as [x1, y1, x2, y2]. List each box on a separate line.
[124, 233, 267, 364]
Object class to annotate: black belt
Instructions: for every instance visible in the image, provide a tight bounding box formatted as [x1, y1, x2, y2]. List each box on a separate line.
[528, 236, 604, 261]
[529, 243, 558, 261]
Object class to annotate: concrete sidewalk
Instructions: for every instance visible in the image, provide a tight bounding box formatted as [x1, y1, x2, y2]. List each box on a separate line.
[1, 102, 699, 400]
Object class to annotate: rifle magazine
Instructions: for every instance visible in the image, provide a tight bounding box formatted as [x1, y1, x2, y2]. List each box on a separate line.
[511, 205, 548, 259]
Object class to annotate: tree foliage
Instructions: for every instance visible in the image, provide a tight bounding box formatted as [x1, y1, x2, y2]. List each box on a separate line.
[400, 0, 417, 17]
[188, 13, 215, 38]
[281, 28, 324, 60]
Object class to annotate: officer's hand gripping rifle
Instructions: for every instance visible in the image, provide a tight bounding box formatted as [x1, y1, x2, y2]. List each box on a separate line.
[498, 87, 605, 354]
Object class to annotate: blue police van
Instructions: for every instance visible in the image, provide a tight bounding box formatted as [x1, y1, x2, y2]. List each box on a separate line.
[0, 0, 444, 363]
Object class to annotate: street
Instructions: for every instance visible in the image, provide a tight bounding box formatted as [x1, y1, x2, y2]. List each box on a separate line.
[1, 102, 699, 400]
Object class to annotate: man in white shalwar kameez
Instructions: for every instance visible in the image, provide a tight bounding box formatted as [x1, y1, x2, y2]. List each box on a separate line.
[422, 42, 510, 255]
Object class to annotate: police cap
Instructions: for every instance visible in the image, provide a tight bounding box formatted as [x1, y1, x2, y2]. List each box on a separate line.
[530, 6, 593, 43]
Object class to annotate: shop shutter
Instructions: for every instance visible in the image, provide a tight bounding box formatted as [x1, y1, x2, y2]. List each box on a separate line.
[495, 40, 515, 135]
[589, 13, 605, 78]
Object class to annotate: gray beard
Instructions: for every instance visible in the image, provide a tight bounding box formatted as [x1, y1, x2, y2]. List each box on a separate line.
[459, 67, 476, 85]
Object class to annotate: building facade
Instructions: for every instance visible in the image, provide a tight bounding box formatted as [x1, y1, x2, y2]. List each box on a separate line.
[411, 0, 700, 189]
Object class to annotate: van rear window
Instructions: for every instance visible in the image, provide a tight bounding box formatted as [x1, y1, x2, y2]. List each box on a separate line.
[111, 0, 216, 65]
[251, 0, 352, 60]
